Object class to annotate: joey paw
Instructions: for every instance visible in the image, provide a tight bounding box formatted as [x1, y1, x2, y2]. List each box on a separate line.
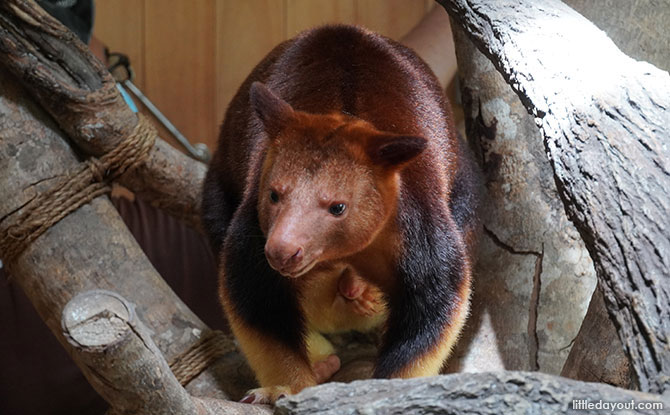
[350, 288, 383, 316]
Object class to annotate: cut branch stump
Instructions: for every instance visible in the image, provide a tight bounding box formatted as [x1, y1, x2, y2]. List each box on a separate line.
[62, 289, 270, 415]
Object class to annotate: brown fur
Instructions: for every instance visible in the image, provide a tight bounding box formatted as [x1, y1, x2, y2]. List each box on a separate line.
[201, 24, 482, 404]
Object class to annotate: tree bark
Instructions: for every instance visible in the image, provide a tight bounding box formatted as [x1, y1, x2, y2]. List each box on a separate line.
[276, 371, 669, 415]
[449, 21, 597, 375]
[62, 290, 270, 415]
[437, 0, 670, 395]
[63, 290, 203, 415]
[0, 69, 256, 405]
[0, 0, 205, 228]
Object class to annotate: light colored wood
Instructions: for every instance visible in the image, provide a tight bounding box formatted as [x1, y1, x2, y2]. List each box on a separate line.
[215, 0, 285, 140]
[94, 1, 184, 156]
[93, 0, 146, 89]
[144, 0, 217, 150]
[286, 0, 356, 36]
[356, 0, 427, 39]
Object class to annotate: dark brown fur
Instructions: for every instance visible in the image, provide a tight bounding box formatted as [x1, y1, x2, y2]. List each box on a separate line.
[202, 24, 481, 403]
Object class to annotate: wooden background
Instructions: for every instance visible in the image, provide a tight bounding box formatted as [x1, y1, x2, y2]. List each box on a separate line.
[94, 0, 435, 155]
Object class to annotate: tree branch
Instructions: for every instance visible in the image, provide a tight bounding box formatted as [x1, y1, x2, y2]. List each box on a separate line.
[62, 290, 271, 415]
[0, 0, 205, 228]
[276, 371, 669, 415]
[0, 68, 255, 407]
[438, 0, 670, 394]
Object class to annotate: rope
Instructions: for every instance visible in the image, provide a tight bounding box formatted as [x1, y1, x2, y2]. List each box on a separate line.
[2, 116, 233, 383]
[0, 114, 156, 264]
[169, 330, 236, 385]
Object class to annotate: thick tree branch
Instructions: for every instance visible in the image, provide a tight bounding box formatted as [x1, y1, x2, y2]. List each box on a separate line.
[0, 68, 255, 408]
[62, 290, 270, 415]
[0, 0, 205, 228]
[276, 372, 669, 415]
[438, 0, 670, 394]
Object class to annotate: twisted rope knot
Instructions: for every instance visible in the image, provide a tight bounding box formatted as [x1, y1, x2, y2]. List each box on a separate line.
[0, 114, 156, 265]
[86, 157, 107, 182]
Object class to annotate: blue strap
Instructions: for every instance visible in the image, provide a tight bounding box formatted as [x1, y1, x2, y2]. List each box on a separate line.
[116, 83, 138, 113]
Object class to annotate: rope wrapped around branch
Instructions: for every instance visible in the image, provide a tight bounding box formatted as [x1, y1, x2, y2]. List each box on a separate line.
[169, 330, 237, 386]
[0, 114, 156, 265]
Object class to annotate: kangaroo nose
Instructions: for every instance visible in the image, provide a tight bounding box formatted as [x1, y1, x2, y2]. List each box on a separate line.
[265, 241, 303, 272]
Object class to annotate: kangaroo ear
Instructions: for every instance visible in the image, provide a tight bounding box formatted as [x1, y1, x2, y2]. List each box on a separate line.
[249, 82, 295, 136]
[365, 134, 427, 168]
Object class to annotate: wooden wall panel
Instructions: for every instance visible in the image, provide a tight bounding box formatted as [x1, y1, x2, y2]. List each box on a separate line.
[215, 0, 285, 134]
[286, 0, 356, 36]
[144, 0, 217, 149]
[356, 0, 427, 39]
[94, 1, 432, 154]
[93, 0, 145, 89]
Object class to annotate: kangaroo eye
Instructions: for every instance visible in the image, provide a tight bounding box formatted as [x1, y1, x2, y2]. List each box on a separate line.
[270, 190, 279, 203]
[329, 203, 346, 216]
